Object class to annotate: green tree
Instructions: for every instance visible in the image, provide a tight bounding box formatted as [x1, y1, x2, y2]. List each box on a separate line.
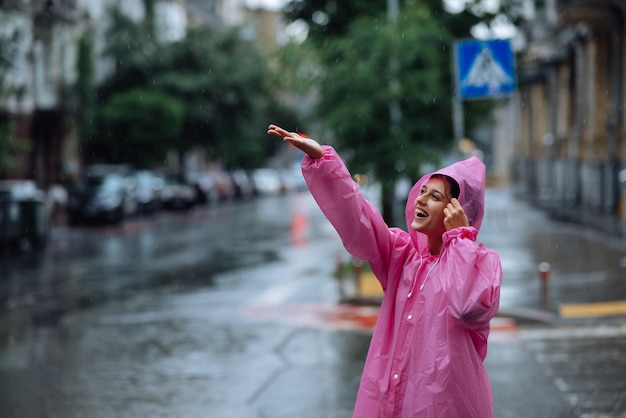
[0, 18, 31, 177]
[284, 0, 386, 41]
[285, 0, 504, 45]
[317, 4, 453, 224]
[0, 120, 31, 177]
[98, 5, 159, 99]
[97, 7, 297, 170]
[151, 26, 288, 168]
[76, 33, 97, 143]
[96, 89, 184, 168]
[282, 0, 496, 225]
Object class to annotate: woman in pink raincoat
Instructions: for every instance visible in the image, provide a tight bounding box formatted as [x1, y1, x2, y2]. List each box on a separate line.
[268, 124, 502, 418]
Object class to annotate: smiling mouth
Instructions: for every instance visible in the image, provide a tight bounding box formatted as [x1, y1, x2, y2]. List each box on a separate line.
[415, 209, 428, 218]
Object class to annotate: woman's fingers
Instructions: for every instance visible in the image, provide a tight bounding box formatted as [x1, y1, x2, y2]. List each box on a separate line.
[267, 123, 323, 159]
[267, 124, 292, 139]
[444, 198, 469, 229]
[268, 125, 307, 148]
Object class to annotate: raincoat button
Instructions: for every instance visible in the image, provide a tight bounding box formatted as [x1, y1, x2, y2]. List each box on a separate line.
[407, 314, 413, 320]
[393, 373, 399, 380]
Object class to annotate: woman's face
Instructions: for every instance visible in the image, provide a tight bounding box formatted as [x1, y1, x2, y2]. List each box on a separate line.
[410, 177, 452, 238]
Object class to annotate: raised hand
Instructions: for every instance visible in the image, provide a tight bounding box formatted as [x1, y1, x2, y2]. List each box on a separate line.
[443, 198, 469, 231]
[267, 124, 324, 159]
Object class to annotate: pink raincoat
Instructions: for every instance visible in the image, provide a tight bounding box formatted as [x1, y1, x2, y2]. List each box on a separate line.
[302, 146, 502, 418]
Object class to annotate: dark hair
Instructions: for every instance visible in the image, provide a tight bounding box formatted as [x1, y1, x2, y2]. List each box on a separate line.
[431, 174, 460, 200]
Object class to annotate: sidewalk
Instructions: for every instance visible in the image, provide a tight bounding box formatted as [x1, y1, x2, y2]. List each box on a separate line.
[339, 186, 626, 327]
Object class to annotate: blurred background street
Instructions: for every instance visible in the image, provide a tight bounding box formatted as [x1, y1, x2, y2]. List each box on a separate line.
[1, 186, 625, 418]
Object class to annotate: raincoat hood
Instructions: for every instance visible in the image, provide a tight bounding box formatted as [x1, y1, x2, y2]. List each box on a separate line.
[405, 156, 486, 250]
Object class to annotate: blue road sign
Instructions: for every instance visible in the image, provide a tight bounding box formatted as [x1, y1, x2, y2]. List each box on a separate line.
[454, 39, 516, 100]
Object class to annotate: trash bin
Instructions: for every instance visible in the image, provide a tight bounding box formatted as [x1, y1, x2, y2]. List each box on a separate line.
[0, 192, 9, 247]
[18, 195, 49, 248]
[0, 180, 49, 251]
[0, 190, 22, 252]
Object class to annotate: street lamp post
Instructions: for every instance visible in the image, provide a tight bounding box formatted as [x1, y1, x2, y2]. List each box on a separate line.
[387, 0, 401, 134]
[387, 0, 399, 20]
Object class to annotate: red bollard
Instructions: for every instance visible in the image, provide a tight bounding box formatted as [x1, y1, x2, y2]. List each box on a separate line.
[335, 255, 346, 299]
[352, 259, 363, 295]
[538, 262, 550, 310]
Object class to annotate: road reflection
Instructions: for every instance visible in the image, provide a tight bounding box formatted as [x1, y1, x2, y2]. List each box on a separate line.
[0, 194, 308, 338]
[0, 191, 367, 417]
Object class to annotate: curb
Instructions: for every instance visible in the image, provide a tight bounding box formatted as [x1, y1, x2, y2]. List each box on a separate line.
[339, 295, 383, 307]
[342, 270, 574, 328]
[496, 307, 557, 326]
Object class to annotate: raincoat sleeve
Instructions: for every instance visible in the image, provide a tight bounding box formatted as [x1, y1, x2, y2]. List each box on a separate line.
[440, 226, 502, 329]
[301, 146, 400, 288]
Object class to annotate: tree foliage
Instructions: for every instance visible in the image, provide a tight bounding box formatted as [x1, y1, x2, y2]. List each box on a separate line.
[0, 21, 30, 177]
[76, 33, 97, 143]
[98, 6, 159, 98]
[0, 119, 31, 176]
[149, 27, 282, 167]
[96, 89, 184, 168]
[94, 5, 296, 169]
[282, 0, 498, 224]
[284, 0, 386, 41]
[316, 6, 452, 178]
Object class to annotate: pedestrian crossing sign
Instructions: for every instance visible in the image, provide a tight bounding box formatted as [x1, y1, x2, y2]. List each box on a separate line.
[454, 38, 516, 99]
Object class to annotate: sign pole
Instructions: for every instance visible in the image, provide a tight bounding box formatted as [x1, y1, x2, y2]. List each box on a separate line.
[452, 41, 465, 143]
[452, 96, 464, 143]
[387, 0, 401, 134]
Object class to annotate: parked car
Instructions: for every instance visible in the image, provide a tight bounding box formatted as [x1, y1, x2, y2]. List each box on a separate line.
[212, 170, 236, 201]
[251, 168, 283, 195]
[286, 162, 308, 191]
[278, 169, 299, 193]
[161, 175, 195, 210]
[0, 180, 50, 250]
[230, 169, 254, 199]
[134, 170, 163, 214]
[185, 172, 219, 206]
[67, 171, 137, 225]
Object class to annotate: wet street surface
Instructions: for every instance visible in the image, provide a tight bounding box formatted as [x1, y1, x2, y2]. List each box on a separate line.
[488, 326, 626, 418]
[0, 188, 625, 417]
[522, 327, 626, 416]
[0, 192, 364, 417]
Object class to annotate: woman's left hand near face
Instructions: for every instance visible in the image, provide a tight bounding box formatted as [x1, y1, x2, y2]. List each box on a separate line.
[443, 198, 469, 231]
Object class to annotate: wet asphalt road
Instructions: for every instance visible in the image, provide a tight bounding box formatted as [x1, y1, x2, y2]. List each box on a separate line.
[0, 192, 363, 417]
[1, 188, 626, 417]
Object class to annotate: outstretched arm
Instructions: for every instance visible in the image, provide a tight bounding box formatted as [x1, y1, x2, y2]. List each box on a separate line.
[267, 124, 324, 159]
[267, 124, 400, 288]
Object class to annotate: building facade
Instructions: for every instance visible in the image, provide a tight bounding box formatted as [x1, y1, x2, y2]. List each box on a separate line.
[514, 0, 626, 235]
[0, 0, 85, 187]
[0, 0, 284, 188]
